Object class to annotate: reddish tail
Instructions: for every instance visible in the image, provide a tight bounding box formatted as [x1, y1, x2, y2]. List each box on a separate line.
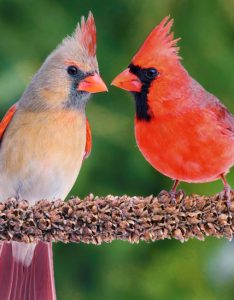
[0, 241, 56, 300]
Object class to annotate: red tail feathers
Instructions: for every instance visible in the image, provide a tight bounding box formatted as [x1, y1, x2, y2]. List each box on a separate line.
[0, 242, 56, 300]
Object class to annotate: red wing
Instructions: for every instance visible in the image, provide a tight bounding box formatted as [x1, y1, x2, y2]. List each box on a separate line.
[84, 118, 92, 159]
[209, 101, 234, 137]
[0, 104, 17, 141]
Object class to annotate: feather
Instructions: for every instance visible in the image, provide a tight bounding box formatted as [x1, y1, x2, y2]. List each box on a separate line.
[84, 118, 92, 159]
[75, 11, 96, 58]
[0, 242, 56, 300]
[0, 103, 17, 140]
[132, 16, 181, 66]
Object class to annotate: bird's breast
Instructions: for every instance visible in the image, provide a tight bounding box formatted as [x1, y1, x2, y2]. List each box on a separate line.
[0, 109, 86, 202]
[135, 108, 234, 182]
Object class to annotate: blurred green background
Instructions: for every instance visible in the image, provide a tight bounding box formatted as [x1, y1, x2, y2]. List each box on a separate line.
[1, 0, 234, 299]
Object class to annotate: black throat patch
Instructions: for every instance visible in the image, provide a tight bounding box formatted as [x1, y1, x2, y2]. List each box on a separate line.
[129, 63, 158, 122]
[66, 70, 92, 110]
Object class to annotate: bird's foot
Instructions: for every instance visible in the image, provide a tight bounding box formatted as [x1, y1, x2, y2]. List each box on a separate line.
[220, 174, 233, 209]
[169, 190, 177, 205]
[158, 190, 175, 205]
[158, 190, 184, 205]
[223, 185, 232, 209]
[170, 189, 186, 205]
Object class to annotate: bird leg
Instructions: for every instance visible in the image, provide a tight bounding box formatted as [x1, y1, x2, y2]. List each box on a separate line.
[220, 174, 232, 208]
[169, 179, 180, 204]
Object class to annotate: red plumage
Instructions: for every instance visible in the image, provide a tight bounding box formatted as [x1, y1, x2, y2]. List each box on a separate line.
[84, 118, 92, 159]
[77, 12, 96, 57]
[0, 104, 17, 139]
[112, 16, 234, 199]
[0, 242, 55, 300]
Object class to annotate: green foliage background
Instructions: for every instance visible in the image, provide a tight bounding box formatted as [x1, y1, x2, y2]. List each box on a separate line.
[1, 0, 234, 299]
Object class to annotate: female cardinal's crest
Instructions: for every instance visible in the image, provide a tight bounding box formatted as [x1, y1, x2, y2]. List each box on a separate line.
[58, 12, 98, 71]
[75, 12, 96, 57]
[132, 16, 181, 66]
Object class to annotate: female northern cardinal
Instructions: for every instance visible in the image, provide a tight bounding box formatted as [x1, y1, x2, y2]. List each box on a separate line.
[112, 16, 234, 202]
[0, 12, 107, 300]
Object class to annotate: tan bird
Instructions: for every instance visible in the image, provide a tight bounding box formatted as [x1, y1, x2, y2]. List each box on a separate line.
[0, 12, 107, 300]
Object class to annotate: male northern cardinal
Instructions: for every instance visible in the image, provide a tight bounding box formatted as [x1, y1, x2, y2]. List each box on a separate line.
[0, 12, 107, 300]
[112, 16, 234, 202]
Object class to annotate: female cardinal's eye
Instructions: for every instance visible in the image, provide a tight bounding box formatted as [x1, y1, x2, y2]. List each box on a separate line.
[67, 66, 78, 76]
[145, 68, 158, 80]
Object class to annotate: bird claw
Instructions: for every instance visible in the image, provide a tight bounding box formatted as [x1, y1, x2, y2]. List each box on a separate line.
[169, 191, 177, 205]
[223, 185, 232, 209]
[158, 190, 176, 205]
[220, 175, 233, 210]
[169, 189, 186, 205]
[158, 189, 185, 205]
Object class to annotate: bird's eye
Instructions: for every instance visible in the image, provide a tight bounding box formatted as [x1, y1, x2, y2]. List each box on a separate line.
[145, 68, 158, 80]
[67, 65, 78, 76]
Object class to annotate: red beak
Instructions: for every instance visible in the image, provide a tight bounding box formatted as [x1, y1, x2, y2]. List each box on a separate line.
[78, 73, 108, 93]
[111, 68, 142, 92]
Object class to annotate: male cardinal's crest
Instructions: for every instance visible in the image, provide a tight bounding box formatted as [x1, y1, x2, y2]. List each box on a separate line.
[132, 16, 181, 67]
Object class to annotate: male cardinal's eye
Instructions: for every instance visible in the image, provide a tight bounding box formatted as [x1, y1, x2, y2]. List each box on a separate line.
[145, 68, 158, 80]
[67, 66, 78, 76]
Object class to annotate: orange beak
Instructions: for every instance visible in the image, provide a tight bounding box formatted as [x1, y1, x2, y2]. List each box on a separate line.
[78, 73, 108, 93]
[111, 68, 142, 92]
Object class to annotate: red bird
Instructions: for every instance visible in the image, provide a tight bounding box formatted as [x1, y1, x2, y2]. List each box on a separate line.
[112, 16, 234, 202]
[0, 12, 107, 299]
